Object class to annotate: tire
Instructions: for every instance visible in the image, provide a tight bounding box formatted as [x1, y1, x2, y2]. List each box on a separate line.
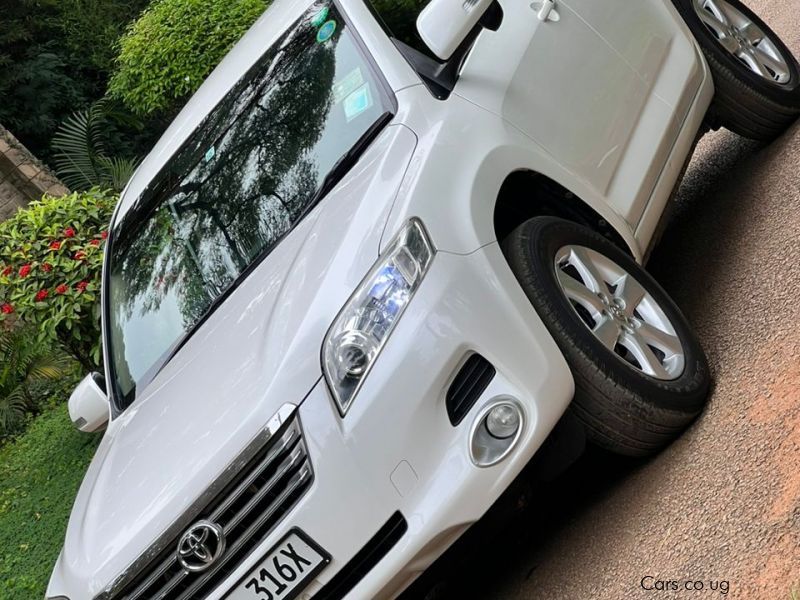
[673, 0, 800, 140]
[503, 217, 710, 457]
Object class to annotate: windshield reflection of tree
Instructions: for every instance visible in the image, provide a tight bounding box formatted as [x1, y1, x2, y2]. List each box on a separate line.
[115, 24, 337, 331]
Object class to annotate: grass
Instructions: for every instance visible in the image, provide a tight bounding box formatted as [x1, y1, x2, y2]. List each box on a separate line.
[0, 401, 100, 599]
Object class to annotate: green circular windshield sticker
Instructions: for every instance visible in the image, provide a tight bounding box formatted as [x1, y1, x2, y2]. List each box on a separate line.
[316, 20, 337, 43]
[310, 7, 329, 28]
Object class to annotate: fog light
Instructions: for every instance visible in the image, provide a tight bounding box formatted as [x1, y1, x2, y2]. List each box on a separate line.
[469, 399, 525, 468]
[486, 404, 520, 439]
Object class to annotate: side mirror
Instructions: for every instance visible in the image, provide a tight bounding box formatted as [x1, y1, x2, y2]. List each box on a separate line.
[68, 373, 110, 433]
[416, 0, 495, 61]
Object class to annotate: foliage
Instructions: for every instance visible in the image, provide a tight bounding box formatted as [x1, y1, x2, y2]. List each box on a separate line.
[0, 190, 117, 370]
[55, 0, 151, 76]
[0, 41, 89, 161]
[0, 326, 73, 439]
[52, 101, 141, 192]
[108, 0, 270, 117]
[0, 402, 100, 600]
[0, 0, 148, 160]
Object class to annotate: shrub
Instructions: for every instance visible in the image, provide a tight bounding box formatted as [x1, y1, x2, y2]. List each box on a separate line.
[0, 42, 89, 161]
[0, 190, 117, 370]
[108, 0, 270, 117]
[0, 326, 73, 439]
[0, 0, 147, 160]
[55, 0, 150, 76]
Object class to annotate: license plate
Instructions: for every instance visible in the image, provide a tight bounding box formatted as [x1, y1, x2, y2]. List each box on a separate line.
[226, 529, 330, 600]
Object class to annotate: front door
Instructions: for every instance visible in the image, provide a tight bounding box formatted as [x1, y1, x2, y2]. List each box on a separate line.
[456, 0, 702, 227]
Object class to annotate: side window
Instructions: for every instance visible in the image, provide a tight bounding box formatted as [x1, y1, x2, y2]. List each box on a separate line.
[366, 0, 431, 57]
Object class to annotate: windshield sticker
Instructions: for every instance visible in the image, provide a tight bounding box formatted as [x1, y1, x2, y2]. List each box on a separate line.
[316, 19, 336, 43]
[343, 83, 373, 122]
[332, 68, 364, 104]
[204, 146, 216, 163]
[310, 6, 329, 28]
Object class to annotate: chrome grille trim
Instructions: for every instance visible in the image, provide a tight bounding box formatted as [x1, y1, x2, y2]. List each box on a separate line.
[95, 403, 314, 600]
[223, 442, 306, 533]
[174, 465, 313, 600]
[144, 569, 186, 600]
[128, 553, 186, 599]
[211, 426, 301, 523]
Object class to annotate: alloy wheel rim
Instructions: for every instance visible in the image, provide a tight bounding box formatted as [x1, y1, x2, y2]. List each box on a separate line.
[554, 245, 686, 381]
[692, 0, 791, 85]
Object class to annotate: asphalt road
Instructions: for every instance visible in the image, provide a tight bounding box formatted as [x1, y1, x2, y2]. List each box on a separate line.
[405, 2, 800, 599]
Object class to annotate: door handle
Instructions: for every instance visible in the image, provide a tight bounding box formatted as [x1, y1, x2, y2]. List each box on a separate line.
[532, 0, 559, 22]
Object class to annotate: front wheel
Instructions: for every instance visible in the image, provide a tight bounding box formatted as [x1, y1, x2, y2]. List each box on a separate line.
[503, 218, 711, 457]
[675, 0, 800, 140]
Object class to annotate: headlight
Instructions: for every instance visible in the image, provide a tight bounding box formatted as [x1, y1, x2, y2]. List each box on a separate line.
[323, 219, 435, 415]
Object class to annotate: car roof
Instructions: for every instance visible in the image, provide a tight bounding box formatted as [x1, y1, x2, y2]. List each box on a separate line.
[114, 0, 316, 223]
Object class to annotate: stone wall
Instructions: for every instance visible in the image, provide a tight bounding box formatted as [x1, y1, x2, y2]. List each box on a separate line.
[0, 125, 69, 221]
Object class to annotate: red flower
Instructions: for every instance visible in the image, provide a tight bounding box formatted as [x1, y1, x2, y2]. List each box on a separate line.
[1, 304, 13, 314]
[18, 264, 31, 278]
[34, 289, 49, 302]
[100, 231, 108, 240]
[1, 266, 11, 276]
[41, 263, 53, 273]
[74, 251, 86, 261]
[64, 227, 76, 238]
[90, 239, 101, 247]
[76, 281, 88, 292]
[50, 241, 62, 251]
[55, 284, 68, 295]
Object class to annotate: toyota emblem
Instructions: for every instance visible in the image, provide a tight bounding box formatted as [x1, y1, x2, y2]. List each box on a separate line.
[176, 520, 226, 572]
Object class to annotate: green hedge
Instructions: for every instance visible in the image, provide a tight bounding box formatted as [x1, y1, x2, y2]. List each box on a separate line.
[0, 189, 117, 371]
[108, 0, 270, 117]
[0, 402, 100, 599]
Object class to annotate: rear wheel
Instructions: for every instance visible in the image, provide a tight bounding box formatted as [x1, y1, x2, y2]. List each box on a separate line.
[674, 0, 800, 140]
[504, 217, 710, 457]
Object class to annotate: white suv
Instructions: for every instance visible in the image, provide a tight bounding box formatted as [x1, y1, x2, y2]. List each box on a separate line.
[49, 0, 800, 599]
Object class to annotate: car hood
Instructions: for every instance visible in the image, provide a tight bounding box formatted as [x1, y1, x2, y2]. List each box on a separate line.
[52, 124, 417, 598]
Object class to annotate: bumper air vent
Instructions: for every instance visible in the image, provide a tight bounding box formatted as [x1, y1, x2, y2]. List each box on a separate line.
[446, 354, 496, 426]
[313, 512, 408, 600]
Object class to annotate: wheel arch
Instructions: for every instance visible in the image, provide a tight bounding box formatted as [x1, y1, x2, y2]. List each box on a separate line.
[493, 170, 637, 258]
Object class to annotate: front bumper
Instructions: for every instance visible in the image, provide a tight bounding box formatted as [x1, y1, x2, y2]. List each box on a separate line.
[203, 242, 574, 599]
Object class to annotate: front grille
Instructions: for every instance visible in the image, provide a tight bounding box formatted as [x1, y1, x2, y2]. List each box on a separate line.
[446, 354, 496, 426]
[100, 406, 313, 600]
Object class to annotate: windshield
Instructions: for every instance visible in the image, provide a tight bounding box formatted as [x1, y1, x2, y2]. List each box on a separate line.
[106, 1, 395, 409]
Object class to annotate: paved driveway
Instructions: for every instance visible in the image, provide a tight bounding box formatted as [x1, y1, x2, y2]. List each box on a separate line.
[409, 2, 800, 598]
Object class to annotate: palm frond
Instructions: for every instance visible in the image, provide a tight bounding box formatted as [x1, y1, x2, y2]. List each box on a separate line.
[52, 102, 108, 191]
[0, 386, 29, 435]
[97, 155, 141, 192]
[52, 100, 141, 192]
[0, 327, 75, 436]
[25, 349, 71, 383]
